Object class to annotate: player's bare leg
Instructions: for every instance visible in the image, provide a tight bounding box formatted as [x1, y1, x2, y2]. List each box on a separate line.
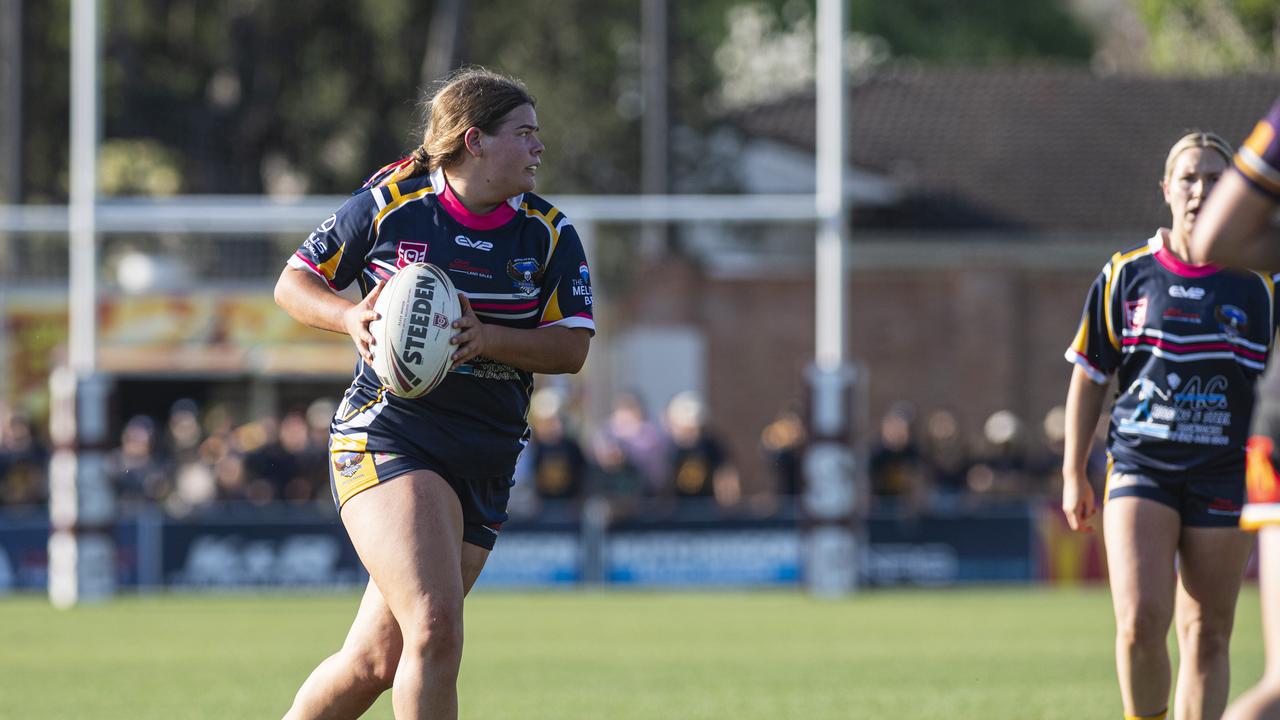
[282, 580, 401, 720]
[282, 543, 488, 720]
[338, 470, 473, 720]
[1172, 525, 1254, 719]
[1224, 527, 1280, 720]
[1105, 496, 1180, 717]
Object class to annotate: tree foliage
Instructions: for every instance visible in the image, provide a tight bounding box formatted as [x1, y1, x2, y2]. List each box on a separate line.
[16, 0, 1097, 202]
[1138, 0, 1280, 74]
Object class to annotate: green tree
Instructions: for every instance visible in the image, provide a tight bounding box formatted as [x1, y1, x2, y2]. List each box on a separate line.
[1138, 0, 1280, 74]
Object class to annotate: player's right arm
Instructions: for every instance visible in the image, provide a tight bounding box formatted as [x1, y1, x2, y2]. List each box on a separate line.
[274, 267, 384, 365]
[275, 192, 383, 362]
[1061, 263, 1122, 532]
[1063, 364, 1109, 532]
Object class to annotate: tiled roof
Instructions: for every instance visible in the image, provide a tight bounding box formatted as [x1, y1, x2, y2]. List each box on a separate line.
[733, 65, 1279, 233]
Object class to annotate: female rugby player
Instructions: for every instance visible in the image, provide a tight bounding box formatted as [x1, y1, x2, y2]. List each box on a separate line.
[1063, 132, 1276, 720]
[274, 68, 594, 720]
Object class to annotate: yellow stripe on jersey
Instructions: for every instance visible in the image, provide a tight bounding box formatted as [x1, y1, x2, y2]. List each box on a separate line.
[374, 182, 435, 237]
[1102, 245, 1153, 350]
[539, 282, 564, 324]
[521, 203, 563, 264]
[1103, 453, 1114, 503]
[1069, 314, 1090, 355]
[318, 243, 345, 282]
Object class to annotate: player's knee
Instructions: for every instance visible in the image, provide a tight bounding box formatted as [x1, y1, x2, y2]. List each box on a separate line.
[1178, 614, 1234, 662]
[342, 640, 401, 690]
[1116, 604, 1170, 648]
[400, 602, 465, 666]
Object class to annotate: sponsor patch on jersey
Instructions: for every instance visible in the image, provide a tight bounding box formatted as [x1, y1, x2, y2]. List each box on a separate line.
[455, 235, 494, 252]
[1216, 304, 1249, 337]
[1169, 285, 1205, 300]
[507, 257, 544, 296]
[396, 241, 430, 268]
[448, 258, 494, 279]
[1162, 307, 1202, 324]
[372, 452, 401, 466]
[1125, 297, 1148, 329]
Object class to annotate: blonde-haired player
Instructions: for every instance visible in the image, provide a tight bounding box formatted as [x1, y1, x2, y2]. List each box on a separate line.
[1065, 131, 1278, 720]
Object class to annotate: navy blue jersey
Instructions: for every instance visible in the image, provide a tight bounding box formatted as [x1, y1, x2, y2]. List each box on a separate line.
[289, 168, 595, 480]
[1066, 232, 1278, 480]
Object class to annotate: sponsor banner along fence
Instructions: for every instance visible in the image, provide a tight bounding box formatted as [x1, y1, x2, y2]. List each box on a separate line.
[0, 501, 1101, 592]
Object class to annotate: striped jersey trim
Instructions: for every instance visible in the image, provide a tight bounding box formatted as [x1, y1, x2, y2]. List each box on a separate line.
[1103, 242, 1156, 350]
[373, 183, 435, 237]
[288, 252, 340, 290]
[1065, 349, 1109, 384]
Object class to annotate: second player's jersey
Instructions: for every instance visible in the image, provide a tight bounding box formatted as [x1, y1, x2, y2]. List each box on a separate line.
[1233, 98, 1280, 202]
[1066, 231, 1278, 480]
[289, 168, 595, 476]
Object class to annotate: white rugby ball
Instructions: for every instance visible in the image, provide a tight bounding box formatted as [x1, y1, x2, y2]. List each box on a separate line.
[368, 262, 461, 399]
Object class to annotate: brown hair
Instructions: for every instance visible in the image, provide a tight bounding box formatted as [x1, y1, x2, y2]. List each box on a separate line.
[377, 68, 535, 188]
[1163, 131, 1233, 182]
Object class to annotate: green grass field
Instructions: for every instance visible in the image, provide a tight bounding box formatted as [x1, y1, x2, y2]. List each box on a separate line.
[0, 586, 1266, 719]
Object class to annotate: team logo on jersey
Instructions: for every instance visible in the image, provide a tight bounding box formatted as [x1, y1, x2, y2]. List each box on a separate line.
[396, 241, 429, 268]
[507, 257, 544, 296]
[1125, 297, 1148, 329]
[1169, 285, 1206, 300]
[333, 452, 363, 479]
[571, 261, 593, 303]
[1215, 304, 1249, 338]
[454, 235, 494, 252]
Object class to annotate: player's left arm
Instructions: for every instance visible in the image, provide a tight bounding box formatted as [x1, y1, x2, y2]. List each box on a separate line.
[1190, 170, 1280, 270]
[449, 299, 590, 374]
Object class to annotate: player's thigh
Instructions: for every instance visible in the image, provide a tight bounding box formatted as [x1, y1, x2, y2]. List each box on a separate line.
[461, 543, 490, 596]
[340, 469, 467, 624]
[1104, 495, 1181, 622]
[1176, 525, 1254, 621]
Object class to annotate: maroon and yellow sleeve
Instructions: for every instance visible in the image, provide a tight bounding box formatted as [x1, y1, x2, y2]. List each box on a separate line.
[1234, 99, 1280, 202]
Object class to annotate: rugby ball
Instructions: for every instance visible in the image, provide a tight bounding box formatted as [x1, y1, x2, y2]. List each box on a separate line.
[368, 262, 461, 398]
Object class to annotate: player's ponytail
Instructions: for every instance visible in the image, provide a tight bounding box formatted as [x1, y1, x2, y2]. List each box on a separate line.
[361, 67, 534, 192]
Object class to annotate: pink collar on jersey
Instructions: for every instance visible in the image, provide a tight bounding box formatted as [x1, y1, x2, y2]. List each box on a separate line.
[1152, 230, 1220, 278]
[433, 169, 518, 231]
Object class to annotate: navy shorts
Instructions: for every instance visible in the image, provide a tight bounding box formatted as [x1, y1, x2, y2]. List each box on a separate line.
[1106, 472, 1245, 528]
[329, 443, 513, 551]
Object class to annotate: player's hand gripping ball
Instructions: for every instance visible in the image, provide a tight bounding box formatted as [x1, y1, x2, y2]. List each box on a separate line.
[367, 262, 462, 398]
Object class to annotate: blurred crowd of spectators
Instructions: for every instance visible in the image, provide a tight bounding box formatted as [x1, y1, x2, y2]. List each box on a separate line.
[0, 393, 1104, 519]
